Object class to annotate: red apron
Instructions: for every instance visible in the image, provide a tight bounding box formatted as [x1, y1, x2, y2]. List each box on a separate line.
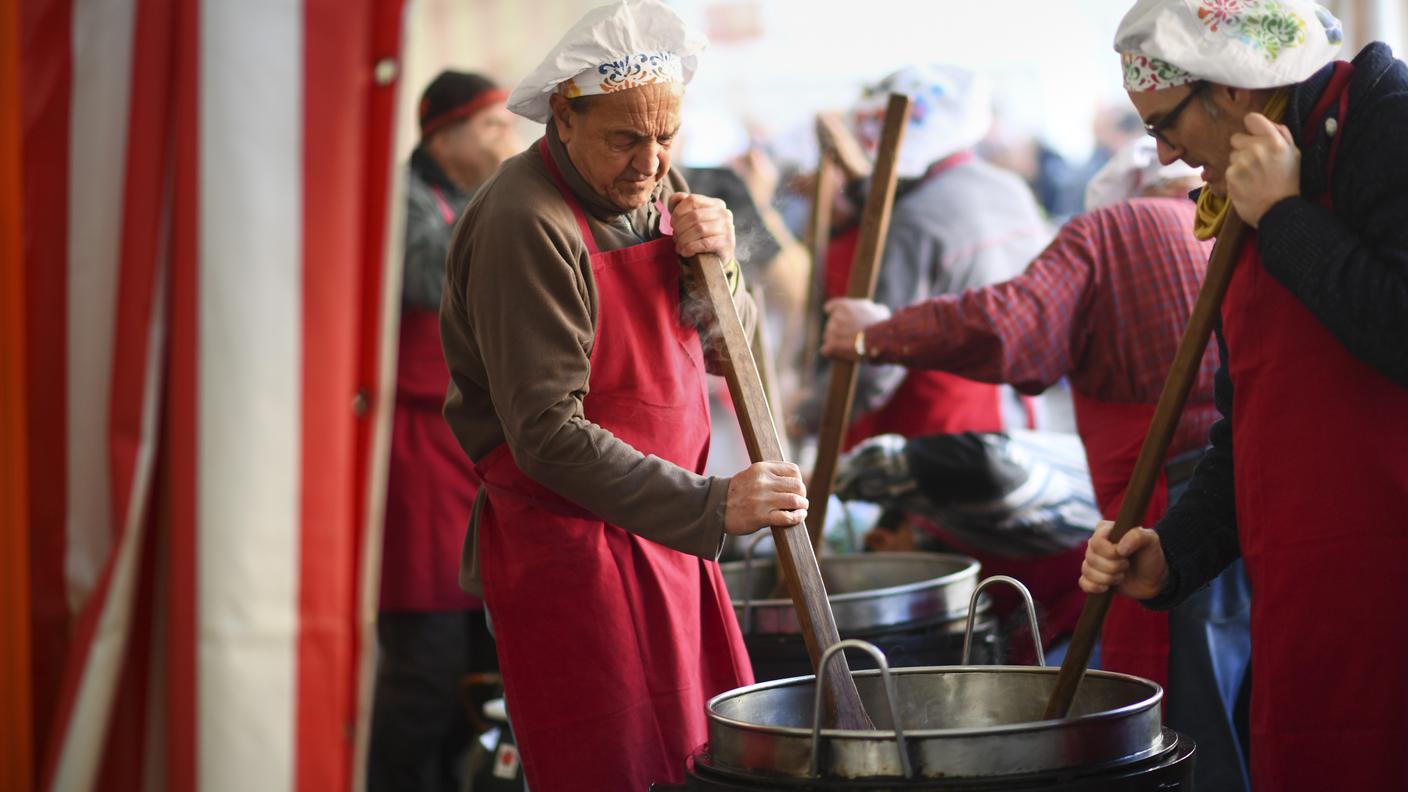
[823, 154, 1005, 450]
[473, 141, 753, 791]
[1223, 62, 1408, 791]
[1071, 394, 1177, 690]
[380, 186, 481, 612]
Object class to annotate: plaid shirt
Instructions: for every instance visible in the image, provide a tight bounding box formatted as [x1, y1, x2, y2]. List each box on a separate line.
[866, 198, 1219, 456]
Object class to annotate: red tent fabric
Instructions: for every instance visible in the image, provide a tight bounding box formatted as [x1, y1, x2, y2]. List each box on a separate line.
[14, 1, 406, 789]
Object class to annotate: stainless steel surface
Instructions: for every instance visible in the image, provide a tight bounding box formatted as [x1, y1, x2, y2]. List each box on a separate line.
[723, 551, 981, 635]
[809, 640, 912, 779]
[706, 666, 1165, 780]
[963, 575, 1044, 666]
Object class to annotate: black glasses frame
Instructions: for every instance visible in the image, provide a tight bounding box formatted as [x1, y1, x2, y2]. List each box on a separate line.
[1145, 81, 1208, 147]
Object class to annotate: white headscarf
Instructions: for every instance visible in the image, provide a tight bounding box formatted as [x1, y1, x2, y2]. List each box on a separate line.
[852, 64, 993, 179]
[1084, 137, 1201, 210]
[507, 0, 708, 123]
[1115, 0, 1343, 92]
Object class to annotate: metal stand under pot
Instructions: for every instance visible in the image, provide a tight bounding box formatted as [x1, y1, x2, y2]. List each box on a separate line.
[721, 537, 1002, 681]
[657, 577, 1196, 791]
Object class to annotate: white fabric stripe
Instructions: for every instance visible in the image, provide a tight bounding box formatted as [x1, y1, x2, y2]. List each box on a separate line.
[198, 2, 303, 791]
[50, 156, 169, 792]
[51, 1, 138, 788]
[66, 0, 136, 618]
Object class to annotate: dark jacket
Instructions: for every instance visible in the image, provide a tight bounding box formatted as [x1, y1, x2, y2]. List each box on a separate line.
[1150, 42, 1408, 608]
[402, 148, 470, 310]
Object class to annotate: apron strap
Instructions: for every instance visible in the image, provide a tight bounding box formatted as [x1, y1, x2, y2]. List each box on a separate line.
[466, 442, 601, 520]
[1301, 61, 1355, 208]
[537, 138, 601, 256]
[428, 185, 457, 226]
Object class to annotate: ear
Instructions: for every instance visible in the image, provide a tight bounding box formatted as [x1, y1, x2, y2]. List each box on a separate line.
[1218, 83, 1259, 112]
[549, 92, 575, 144]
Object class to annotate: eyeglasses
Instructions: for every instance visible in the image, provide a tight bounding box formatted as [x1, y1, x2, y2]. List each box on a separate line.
[1145, 81, 1207, 147]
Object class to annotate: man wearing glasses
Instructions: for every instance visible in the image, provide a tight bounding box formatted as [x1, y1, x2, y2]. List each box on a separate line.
[1080, 1, 1408, 789]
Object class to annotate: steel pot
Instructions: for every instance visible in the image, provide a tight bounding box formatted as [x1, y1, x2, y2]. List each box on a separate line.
[705, 578, 1167, 782]
[721, 539, 981, 636]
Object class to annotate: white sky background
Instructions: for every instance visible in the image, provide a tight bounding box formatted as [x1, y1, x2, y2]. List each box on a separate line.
[670, 0, 1153, 164]
[398, 0, 1405, 165]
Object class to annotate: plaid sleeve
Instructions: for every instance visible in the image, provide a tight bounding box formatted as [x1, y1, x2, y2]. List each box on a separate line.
[864, 219, 1096, 394]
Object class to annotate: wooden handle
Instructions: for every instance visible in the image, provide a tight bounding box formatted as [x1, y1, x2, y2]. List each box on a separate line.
[816, 111, 873, 182]
[1043, 210, 1247, 720]
[683, 252, 873, 730]
[806, 93, 912, 551]
[798, 151, 840, 397]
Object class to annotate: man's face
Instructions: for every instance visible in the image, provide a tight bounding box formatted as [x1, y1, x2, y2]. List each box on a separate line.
[552, 83, 682, 211]
[434, 102, 522, 190]
[1129, 83, 1247, 196]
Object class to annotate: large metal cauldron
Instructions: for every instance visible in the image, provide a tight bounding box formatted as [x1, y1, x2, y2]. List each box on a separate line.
[722, 545, 999, 678]
[673, 578, 1192, 790]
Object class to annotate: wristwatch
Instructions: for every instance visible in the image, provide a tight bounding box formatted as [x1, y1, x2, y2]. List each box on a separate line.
[853, 330, 867, 359]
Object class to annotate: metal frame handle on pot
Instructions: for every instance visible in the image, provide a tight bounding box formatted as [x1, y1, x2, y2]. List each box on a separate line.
[809, 639, 913, 779]
[962, 575, 1045, 667]
[737, 531, 775, 635]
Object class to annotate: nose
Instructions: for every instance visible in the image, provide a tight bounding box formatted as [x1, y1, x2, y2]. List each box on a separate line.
[631, 140, 664, 179]
[1154, 136, 1184, 166]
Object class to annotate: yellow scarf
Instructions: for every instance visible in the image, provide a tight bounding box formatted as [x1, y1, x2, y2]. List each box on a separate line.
[1193, 87, 1291, 240]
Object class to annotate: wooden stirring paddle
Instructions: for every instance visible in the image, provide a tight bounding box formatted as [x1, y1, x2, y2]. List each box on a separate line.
[805, 93, 912, 552]
[1043, 210, 1247, 720]
[683, 252, 874, 730]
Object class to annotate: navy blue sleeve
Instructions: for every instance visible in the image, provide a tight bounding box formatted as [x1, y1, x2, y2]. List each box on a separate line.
[1256, 61, 1408, 388]
[1144, 329, 1243, 610]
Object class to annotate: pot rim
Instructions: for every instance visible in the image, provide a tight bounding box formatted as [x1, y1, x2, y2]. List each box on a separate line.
[706, 664, 1164, 740]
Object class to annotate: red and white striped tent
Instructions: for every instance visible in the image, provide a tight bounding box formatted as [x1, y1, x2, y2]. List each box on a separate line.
[4, 1, 410, 789]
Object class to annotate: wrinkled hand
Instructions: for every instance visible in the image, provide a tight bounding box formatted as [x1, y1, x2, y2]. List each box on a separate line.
[1227, 112, 1300, 228]
[1078, 520, 1169, 600]
[670, 193, 735, 263]
[724, 461, 809, 536]
[821, 298, 891, 361]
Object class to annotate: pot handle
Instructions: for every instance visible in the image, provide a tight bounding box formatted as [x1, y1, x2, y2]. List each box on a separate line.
[809, 639, 913, 779]
[737, 531, 774, 634]
[962, 575, 1045, 667]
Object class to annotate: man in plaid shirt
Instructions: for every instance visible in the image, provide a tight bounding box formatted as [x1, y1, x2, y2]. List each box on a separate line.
[822, 138, 1252, 792]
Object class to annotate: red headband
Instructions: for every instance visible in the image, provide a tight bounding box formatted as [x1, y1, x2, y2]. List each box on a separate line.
[420, 88, 509, 138]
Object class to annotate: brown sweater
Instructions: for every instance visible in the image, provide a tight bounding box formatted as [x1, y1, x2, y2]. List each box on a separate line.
[441, 125, 756, 593]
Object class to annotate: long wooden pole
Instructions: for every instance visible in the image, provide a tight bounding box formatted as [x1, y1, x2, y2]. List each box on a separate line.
[805, 93, 911, 551]
[684, 253, 873, 729]
[1043, 211, 1247, 719]
[797, 151, 840, 397]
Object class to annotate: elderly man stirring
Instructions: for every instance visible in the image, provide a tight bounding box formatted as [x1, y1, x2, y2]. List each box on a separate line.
[1079, 1, 1408, 789]
[438, 2, 808, 790]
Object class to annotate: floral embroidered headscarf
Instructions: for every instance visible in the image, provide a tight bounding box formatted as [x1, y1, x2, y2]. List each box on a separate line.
[1116, 0, 1343, 92]
[508, 0, 707, 123]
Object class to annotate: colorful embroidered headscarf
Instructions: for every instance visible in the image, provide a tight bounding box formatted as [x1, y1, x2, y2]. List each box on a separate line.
[851, 64, 993, 179]
[1115, 0, 1343, 92]
[507, 0, 707, 123]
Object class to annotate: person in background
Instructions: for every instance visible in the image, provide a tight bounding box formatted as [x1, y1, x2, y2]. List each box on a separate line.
[803, 64, 1053, 450]
[824, 137, 1252, 790]
[439, 2, 808, 789]
[368, 71, 521, 792]
[1081, 1, 1408, 788]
